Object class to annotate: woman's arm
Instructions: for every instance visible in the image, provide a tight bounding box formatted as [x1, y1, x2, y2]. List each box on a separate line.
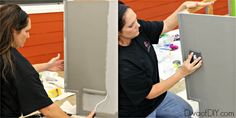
[39, 103, 69, 118]
[33, 54, 64, 73]
[146, 52, 202, 99]
[39, 103, 96, 118]
[33, 63, 51, 72]
[162, 1, 214, 34]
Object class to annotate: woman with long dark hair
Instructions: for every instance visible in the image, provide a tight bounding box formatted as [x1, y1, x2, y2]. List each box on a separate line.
[0, 4, 69, 117]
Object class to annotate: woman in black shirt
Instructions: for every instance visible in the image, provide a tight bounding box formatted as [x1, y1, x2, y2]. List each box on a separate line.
[118, 1, 213, 117]
[0, 4, 70, 118]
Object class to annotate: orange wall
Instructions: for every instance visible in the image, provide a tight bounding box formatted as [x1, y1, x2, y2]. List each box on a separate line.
[122, 0, 228, 21]
[18, 12, 64, 64]
[19, 1, 228, 64]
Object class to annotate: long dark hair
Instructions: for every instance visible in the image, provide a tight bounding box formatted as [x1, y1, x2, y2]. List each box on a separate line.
[118, 1, 129, 32]
[0, 4, 29, 80]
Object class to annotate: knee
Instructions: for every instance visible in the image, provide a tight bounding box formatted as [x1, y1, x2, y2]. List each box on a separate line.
[169, 103, 193, 118]
[183, 104, 193, 117]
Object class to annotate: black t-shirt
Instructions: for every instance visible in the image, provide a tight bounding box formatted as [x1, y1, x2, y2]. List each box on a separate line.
[0, 48, 53, 117]
[119, 20, 167, 117]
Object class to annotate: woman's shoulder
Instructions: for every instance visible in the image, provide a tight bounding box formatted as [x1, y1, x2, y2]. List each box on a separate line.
[11, 48, 23, 58]
[11, 48, 30, 64]
[138, 19, 163, 30]
[10, 48, 38, 75]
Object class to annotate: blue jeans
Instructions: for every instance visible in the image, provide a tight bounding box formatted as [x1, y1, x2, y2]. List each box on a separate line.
[147, 92, 193, 118]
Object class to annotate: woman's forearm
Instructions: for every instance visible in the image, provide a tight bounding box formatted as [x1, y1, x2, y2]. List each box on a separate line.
[162, 3, 186, 34]
[33, 63, 49, 73]
[39, 103, 69, 118]
[146, 71, 184, 99]
[146, 52, 202, 99]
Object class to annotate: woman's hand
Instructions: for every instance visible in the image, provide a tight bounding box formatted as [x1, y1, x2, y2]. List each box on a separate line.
[181, 1, 215, 13]
[47, 54, 64, 72]
[87, 110, 96, 118]
[177, 52, 203, 78]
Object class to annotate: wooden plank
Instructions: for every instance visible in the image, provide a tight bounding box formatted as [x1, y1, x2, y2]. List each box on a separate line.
[135, 2, 183, 20]
[30, 21, 63, 34]
[18, 42, 63, 58]
[29, 12, 63, 23]
[24, 31, 63, 46]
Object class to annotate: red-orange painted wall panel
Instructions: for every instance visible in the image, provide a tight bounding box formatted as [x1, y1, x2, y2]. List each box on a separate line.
[122, 0, 228, 21]
[18, 12, 64, 64]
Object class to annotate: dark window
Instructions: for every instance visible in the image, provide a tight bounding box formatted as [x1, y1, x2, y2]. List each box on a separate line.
[0, 0, 63, 4]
